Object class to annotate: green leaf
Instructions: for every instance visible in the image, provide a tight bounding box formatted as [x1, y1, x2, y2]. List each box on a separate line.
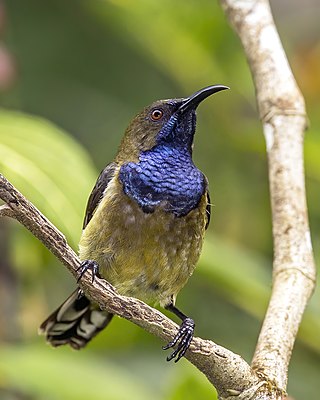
[0, 109, 97, 247]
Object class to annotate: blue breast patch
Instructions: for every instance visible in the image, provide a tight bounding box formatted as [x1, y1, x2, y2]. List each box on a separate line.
[119, 145, 206, 217]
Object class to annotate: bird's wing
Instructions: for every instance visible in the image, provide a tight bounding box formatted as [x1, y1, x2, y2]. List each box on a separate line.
[83, 162, 118, 229]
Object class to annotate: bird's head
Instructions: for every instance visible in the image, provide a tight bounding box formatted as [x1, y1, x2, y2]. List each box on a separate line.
[116, 85, 229, 162]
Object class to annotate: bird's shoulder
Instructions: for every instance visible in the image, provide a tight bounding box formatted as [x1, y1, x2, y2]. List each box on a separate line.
[83, 162, 118, 229]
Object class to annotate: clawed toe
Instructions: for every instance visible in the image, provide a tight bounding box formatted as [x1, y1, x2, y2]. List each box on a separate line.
[76, 260, 99, 283]
[163, 317, 195, 362]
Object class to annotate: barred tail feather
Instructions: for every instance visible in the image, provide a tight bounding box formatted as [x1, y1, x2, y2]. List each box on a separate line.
[39, 290, 113, 349]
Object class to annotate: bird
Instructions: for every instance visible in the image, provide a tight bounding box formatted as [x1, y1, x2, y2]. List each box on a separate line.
[39, 85, 229, 362]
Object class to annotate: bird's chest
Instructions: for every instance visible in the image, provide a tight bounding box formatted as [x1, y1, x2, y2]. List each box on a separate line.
[107, 193, 207, 303]
[79, 175, 207, 304]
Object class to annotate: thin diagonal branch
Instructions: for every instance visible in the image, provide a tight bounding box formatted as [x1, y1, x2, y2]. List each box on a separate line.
[220, 0, 316, 392]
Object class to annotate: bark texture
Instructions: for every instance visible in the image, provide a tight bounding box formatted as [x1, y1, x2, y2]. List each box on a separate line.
[220, 0, 316, 394]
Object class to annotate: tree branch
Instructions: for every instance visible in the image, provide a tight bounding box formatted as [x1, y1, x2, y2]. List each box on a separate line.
[220, 0, 316, 393]
[0, 173, 261, 399]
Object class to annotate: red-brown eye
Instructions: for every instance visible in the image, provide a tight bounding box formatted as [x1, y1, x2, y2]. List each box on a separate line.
[150, 109, 163, 121]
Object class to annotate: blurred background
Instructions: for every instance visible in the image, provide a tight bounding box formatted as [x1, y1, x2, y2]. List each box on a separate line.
[0, 0, 319, 399]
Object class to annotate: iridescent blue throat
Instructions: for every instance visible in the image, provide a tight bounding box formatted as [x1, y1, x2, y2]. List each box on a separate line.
[119, 144, 206, 217]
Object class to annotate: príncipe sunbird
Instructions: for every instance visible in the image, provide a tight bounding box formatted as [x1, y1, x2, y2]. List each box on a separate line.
[40, 85, 229, 362]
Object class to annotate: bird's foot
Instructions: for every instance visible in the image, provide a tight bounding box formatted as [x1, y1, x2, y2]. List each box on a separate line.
[162, 317, 195, 362]
[76, 259, 99, 283]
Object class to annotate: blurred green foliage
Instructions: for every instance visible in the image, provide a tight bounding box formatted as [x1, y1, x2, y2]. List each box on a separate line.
[0, 0, 319, 399]
[0, 110, 97, 247]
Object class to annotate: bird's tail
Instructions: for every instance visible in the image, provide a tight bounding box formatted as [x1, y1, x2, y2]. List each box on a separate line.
[39, 290, 113, 349]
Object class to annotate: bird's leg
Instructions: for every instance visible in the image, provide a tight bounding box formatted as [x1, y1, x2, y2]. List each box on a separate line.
[76, 259, 100, 284]
[162, 301, 195, 362]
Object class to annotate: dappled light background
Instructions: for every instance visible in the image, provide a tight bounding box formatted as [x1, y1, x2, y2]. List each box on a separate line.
[0, 0, 320, 399]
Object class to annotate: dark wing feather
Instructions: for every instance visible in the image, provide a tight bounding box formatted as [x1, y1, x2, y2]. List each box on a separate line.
[39, 290, 113, 349]
[205, 190, 211, 230]
[83, 162, 117, 229]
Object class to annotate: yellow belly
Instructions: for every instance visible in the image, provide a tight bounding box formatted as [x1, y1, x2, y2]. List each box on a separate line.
[79, 173, 207, 307]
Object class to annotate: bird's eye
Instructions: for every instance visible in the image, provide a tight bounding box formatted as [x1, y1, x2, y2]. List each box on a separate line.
[150, 109, 163, 121]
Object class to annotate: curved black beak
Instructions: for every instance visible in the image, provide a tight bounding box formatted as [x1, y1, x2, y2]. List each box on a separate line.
[178, 85, 229, 114]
